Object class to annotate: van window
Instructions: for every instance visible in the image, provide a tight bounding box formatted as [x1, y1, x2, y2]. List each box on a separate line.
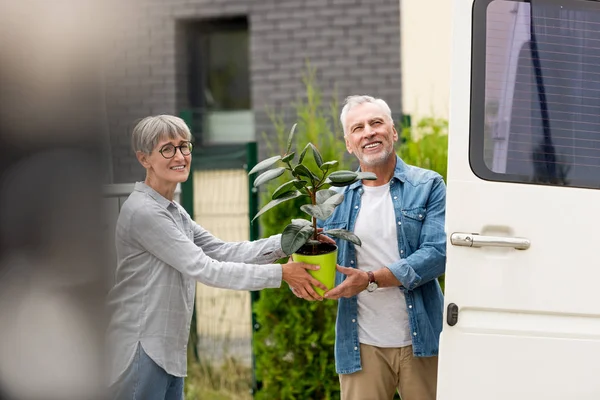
[471, 0, 600, 189]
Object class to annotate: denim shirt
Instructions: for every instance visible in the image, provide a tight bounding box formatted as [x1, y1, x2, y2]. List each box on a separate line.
[321, 156, 446, 374]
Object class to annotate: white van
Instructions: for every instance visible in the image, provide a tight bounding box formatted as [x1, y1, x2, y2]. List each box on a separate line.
[438, 0, 600, 399]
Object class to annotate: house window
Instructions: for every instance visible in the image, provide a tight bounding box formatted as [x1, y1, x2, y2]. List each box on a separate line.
[186, 17, 253, 145]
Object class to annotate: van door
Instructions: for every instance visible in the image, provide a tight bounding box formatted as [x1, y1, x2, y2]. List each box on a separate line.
[438, 0, 600, 399]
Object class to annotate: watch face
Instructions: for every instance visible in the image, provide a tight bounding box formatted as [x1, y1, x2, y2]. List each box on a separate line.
[367, 282, 378, 292]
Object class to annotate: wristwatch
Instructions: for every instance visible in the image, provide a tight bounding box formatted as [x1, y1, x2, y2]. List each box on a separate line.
[366, 271, 378, 292]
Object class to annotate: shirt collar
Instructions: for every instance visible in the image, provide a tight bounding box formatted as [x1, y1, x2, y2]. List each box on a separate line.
[347, 155, 407, 190]
[134, 182, 174, 210]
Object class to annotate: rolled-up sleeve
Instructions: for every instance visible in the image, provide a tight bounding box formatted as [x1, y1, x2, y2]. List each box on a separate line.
[388, 176, 446, 290]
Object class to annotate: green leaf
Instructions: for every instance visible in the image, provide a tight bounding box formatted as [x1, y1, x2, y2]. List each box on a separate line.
[254, 167, 286, 187]
[298, 143, 311, 164]
[300, 203, 336, 220]
[327, 170, 358, 183]
[281, 151, 295, 163]
[285, 123, 297, 155]
[323, 193, 344, 206]
[357, 171, 377, 181]
[315, 189, 338, 204]
[294, 180, 308, 189]
[325, 171, 378, 187]
[309, 143, 323, 168]
[319, 160, 338, 171]
[323, 228, 362, 246]
[294, 164, 317, 181]
[281, 223, 314, 256]
[248, 155, 281, 175]
[327, 179, 357, 187]
[252, 191, 303, 222]
[272, 179, 307, 199]
[291, 218, 311, 227]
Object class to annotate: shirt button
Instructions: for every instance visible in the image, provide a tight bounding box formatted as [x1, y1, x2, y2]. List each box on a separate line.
[409, 305, 413, 309]
[352, 319, 356, 323]
[397, 221, 401, 225]
[413, 332, 417, 336]
[354, 346, 358, 351]
[400, 250, 404, 254]
[419, 214, 423, 218]
[355, 206, 359, 209]
[350, 260, 354, 264]
[393, 196, 398, 200]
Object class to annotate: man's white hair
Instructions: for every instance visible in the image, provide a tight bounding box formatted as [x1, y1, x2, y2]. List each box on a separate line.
[131, 115, 192, 154]
[339, 95, 394, 136]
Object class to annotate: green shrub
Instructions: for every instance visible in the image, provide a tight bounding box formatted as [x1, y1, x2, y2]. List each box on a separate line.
[396, 116, 448, 181]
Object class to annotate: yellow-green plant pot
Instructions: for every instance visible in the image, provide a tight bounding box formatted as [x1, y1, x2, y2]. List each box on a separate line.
[292, 245, 337, 297]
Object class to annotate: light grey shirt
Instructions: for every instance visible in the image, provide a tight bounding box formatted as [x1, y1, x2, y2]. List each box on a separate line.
[106, 182, 285, 383]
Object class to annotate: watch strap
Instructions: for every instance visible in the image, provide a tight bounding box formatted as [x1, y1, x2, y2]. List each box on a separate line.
[367, 271, 376, 284]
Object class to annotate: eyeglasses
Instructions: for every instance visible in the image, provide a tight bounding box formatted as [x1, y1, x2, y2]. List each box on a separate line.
[158, 142, 193, 159]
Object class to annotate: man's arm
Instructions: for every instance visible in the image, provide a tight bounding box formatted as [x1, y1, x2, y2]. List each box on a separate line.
[323, 265, 400, 299]
[324, 176, 446, 299]
[387, 176, 446, 290]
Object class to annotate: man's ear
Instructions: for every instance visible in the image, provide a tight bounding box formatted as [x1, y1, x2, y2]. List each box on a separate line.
[136, 151, 151, 169]
[392, 126, 399, 142]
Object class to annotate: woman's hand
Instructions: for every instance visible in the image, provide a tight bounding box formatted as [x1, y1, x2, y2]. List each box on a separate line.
[282, 260, 327, 301]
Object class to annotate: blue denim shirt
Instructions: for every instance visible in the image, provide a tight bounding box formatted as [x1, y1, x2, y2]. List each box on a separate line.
[321, 156, 446, 374]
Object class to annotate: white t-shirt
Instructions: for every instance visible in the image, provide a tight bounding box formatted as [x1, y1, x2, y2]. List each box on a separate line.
[354, 182, 412, 348]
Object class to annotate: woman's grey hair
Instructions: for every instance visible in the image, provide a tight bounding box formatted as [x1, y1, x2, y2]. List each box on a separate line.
[340, 95, 394, 136]
[131, 115, 192, 154]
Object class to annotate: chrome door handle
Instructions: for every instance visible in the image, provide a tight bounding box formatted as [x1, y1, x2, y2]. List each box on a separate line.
[450, 233, 530, 250]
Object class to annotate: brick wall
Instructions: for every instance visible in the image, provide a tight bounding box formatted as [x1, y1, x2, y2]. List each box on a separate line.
[106, 0, 402, 183]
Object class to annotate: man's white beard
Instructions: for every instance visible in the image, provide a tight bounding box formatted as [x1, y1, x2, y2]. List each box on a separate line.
[359, 147, 393, 167]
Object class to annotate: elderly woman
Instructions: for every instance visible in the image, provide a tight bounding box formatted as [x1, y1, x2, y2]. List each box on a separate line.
[107, 115, 327, 400]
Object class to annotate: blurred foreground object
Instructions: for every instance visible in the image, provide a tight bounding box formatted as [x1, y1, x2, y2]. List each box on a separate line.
[0, 0, 116, 398]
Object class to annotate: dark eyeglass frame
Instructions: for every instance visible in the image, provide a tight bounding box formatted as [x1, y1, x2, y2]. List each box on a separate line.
[158, 142, 193, 159]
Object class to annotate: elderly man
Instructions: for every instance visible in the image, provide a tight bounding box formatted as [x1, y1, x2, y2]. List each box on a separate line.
[323, 95, 446, 400]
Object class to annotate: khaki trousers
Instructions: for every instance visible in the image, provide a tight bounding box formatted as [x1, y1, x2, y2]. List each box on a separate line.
[339, 344, 438, 400]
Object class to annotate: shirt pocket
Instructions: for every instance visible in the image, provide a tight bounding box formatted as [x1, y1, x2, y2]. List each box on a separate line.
[401, 206, 427, 250]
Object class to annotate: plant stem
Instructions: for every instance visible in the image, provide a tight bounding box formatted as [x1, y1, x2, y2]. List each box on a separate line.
[315, 166, 329, 188]
[309, 189, 318, 240]
[285, 161, 296, 177]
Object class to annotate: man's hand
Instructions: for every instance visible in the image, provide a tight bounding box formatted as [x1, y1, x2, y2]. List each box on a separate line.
[316, 228, 336, 245]
[282, 260, 327, 301]
[323, 265, 369, 300]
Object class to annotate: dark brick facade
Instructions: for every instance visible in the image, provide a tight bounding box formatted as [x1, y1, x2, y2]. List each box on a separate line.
[106, 0, 402, 183]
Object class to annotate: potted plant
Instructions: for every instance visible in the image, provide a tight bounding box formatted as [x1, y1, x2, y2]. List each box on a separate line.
[249, 124, 376, 295]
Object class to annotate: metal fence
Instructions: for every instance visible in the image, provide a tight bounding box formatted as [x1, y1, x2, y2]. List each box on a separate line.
[191, 168, 254, 367]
